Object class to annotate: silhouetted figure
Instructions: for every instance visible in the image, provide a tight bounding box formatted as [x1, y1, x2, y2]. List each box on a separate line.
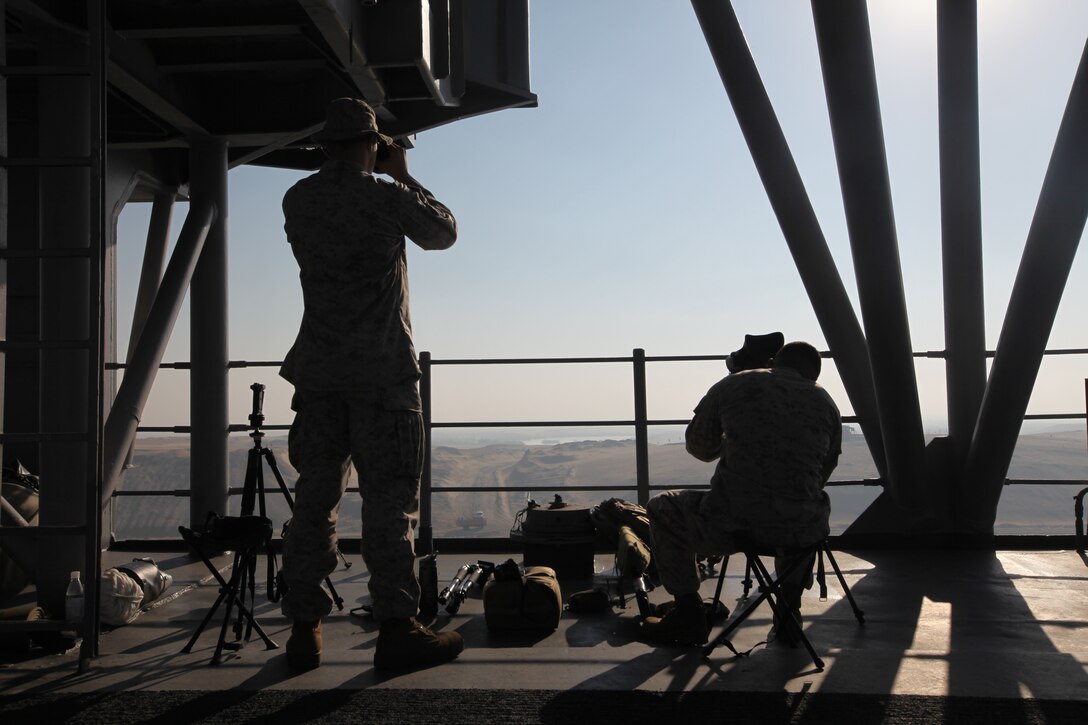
[278, 97, 462, 671]
[642, 340, 841, 646]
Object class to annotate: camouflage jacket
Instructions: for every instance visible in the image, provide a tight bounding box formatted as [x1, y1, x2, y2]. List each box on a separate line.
[685, 367, 842, 548]
[280, 160, 456, 405]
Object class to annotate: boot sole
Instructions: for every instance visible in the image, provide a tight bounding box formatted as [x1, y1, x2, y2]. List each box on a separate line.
[286, 651, 321, 670]
[374, 648, 462, 671]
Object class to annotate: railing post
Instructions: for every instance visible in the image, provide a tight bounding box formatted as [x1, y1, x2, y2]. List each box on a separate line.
[633, 348, 650, 505]
[419, 351, 433, 553]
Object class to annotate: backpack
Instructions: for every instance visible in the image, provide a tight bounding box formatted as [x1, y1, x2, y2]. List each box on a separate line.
[590, 498, 653, 578]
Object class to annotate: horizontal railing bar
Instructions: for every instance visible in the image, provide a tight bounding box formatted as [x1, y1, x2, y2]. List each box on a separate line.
[431, 485, 639, 493]
[227, 424, 290, 433]
[131, 424, 292, 433]
[431, 356, 634, 365]
[1005, 479, 1088, 486]
[1022, 413, 1086, 420]
[434, 415, 883, 429]
[430, 419, 636, 429]
[106, 361, 190, 370]
[227, 360, 285, 369]
[104, 347, 1088, 371]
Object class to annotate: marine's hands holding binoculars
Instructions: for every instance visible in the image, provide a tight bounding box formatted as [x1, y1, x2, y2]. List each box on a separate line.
[375, 141, 410, 183]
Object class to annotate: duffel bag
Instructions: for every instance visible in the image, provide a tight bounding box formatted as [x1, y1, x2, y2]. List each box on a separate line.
[483, 559, 562, 631]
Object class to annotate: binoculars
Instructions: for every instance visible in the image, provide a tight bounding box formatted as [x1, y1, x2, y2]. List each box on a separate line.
[437, 560, 495, 614]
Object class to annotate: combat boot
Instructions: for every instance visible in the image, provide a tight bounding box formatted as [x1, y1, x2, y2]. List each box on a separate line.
[286, 619, 322, 669]
[374, 617, 464, 671]
[769, 607, 804, 647]
[639, 592, 709, 646]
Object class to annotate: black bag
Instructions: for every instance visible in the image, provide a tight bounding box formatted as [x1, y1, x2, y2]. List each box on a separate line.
[203, 512, 272, 551]
[566, 587, 611, 614]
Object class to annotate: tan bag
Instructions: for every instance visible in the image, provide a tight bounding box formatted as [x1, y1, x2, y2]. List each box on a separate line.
[483, 560, 562, 631]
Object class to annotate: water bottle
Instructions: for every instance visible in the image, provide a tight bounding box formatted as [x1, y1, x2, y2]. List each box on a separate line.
[65, 570, 84, 625]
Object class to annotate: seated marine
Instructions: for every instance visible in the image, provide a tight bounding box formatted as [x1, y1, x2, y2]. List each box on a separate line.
[641, 340, 842, 645]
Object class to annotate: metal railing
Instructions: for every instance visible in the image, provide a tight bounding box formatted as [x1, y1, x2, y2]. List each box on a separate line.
[104, 347, 1088, 544]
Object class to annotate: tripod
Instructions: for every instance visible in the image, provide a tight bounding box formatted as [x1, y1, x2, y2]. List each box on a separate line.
[180, 384, 347, 664]
[241, 382, 347, 611]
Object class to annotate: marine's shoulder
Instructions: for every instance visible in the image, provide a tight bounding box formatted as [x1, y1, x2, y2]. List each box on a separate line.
[707, 368, 768, 396]
[283, 164, 389, 204]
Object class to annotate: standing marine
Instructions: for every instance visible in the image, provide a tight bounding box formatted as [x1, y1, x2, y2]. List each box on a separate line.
[278, 97, 462, 671]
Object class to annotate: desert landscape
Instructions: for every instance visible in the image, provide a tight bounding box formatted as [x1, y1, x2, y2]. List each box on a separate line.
[110, 428, 1087, 541]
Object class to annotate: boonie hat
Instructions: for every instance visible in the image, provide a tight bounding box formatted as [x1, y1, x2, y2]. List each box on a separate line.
[313, 97, 394, 146]
[726, 331, 785, 373]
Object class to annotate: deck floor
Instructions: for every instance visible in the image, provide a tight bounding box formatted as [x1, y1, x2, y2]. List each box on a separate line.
[2, 548, 1087, 701]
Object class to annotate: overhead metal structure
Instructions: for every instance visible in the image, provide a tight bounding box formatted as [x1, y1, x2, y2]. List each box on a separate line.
[692, 0, 1088, 540]
[0, 0, 535, 665]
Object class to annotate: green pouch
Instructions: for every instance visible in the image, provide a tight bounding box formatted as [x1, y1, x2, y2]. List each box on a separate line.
[616, 524, 651, 578]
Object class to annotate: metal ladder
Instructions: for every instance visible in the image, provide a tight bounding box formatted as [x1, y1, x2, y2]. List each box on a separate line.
[0, 0, 106, 672]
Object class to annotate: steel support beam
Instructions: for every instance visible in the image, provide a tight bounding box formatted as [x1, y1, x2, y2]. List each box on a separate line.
[37, 33, 90, 614]
[810, 1, 932, 520]
[132, 195, 174, 343]
[937, 0, 986, 471]
[121, 191, 174, 469]
[691, 0, 886, 476]
[961, 38, 1088, 534]
[0, 1, 7, 473]
[101, 199, 215, 506]
[189, 138, 230, 528]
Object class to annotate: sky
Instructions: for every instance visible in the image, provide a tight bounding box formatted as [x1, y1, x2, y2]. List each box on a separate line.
[115, 0, 1088, 439]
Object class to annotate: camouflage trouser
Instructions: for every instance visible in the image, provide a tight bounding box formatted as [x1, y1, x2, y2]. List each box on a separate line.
[280, 389, 423, 622]
[646, 489, 815, 608]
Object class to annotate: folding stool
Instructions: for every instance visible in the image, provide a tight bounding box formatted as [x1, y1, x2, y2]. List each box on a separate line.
[180, 515, 279, 665]
[703, 538, 864, 671]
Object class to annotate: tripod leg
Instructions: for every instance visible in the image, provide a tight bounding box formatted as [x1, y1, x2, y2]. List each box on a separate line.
[823, 544, 865, 623]
[241, 449, 261, 517]
[710, 555, 730, 609]
[263, 446, 347, 609]
[263, 448, 296, 509]
[182, 587, 229, 654]
[180, 526, 231, 653]
[742, 558, 754, 597]
[212, 552, 247, 665]
[238, 547, 260, 643]
[703, 574, 772, 658]
[751, 556, 824, 671]
[327, 576, 345, 611]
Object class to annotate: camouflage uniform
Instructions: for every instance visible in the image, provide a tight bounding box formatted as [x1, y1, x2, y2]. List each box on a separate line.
[279, 159, 456, 622]
[648, 367, 841, 597]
